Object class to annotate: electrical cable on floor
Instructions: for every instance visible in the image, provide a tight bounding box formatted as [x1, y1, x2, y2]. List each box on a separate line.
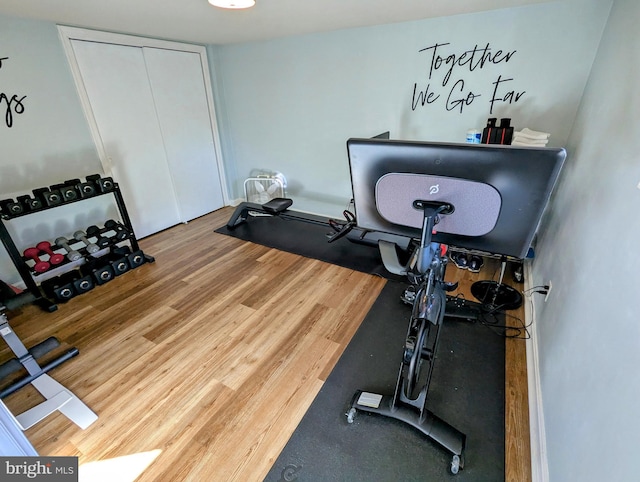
[477, 306, 531, 340]
[464, 257, 532, 339]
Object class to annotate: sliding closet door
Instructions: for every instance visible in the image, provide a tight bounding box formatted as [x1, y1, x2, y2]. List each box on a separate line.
[70, 40, 181, 238]
[143, 47, 225, 222]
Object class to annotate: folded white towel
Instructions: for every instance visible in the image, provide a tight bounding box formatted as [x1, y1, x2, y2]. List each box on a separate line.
[512, 135, 549, 145]
[512, 139, 548, 147]
[514, 128, 550, 140]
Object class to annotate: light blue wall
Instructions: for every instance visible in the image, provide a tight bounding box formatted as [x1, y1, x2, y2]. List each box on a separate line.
[0, 16, 101, 192]
[214, 0, 611, 216]
[531, 0, 638, 480]
[0, 16, 103, 286]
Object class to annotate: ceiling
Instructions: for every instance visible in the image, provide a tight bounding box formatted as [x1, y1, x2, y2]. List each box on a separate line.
[0, 0, 554, 45]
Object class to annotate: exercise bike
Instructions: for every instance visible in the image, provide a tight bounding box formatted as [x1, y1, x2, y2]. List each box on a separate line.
[346, 200, 466, 475]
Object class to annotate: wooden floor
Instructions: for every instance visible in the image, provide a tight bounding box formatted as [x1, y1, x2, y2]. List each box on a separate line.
[1, 207, 530, 481]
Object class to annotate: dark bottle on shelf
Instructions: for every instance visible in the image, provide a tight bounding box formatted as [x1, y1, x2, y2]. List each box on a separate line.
[498, 118, 514, 145]
[481, 118, 498, 144]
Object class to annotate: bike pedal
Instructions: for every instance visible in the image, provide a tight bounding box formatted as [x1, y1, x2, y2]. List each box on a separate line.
[401, 287, 417, 305]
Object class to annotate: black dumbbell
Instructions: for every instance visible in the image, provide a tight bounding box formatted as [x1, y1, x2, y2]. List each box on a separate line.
[128, 249, 146, 269]
[0, 198, 24, 217]
[107, 247, 130, 276]
[104, 219, 130, 240]
[73, 230, 99, 254]
[64, 270, 94, 295]
[86, 225, 111, 248]
[110, 256, 129, 276]
[16, 195, 43, 212]
[55, 236, 83, 262]
[86, 174, 115, 193]
[50, 183, 78, 202]
[33, 187, 63, 207]
[81, 258, 114, 285]
[41, 275, 76, 302]
[76, 181, 97, 198]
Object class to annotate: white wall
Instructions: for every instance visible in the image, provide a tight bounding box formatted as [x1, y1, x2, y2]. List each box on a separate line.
[530, 0, 638, 480]
[213, 0, 611, 216]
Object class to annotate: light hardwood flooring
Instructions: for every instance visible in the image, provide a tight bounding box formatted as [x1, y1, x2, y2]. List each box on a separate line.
[1, 207, 530, 481]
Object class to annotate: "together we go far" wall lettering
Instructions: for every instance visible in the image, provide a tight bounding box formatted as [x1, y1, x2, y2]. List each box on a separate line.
[0, 55, 27, 128]
[411, 42, 526, 115]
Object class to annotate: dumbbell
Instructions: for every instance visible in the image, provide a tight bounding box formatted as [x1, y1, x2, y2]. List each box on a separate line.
[41, 275, 75, 302]
[0, 198, 24, 217]
[36, 241, 65, 265]
[80, 258, 114, 285]
[64, 178, 81, 187]
[50, 183, 78, 202]
[128, 249, 146, 269]
[86, 225, 111, 248]
[33, 187, 63, 207]
[16, 195, 43, 212]
[76, 181, 96, 198]
[73, 230, 99, 254]
[86, 174, 115, 193]
[23, 247, 50, 273]
[55, 236, 83, 262]
[62, 269, 94, 295]
[107, 253, 130, 276]
[104, 219, 130, 240]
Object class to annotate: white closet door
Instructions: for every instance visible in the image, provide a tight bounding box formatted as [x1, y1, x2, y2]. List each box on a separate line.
[143, 47, 224, 221]
[70, 40, 181, 239]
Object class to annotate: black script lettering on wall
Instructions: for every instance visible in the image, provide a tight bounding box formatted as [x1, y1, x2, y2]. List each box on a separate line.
[0, 56, 27, 128]
[411, 42, 525, 115]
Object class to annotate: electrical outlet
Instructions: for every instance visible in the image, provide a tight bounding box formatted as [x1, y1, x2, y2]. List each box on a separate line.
[544, 281, 552, 302]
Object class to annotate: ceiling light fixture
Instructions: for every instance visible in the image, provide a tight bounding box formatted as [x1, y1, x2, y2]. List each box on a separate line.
[208, 0, 255, 9]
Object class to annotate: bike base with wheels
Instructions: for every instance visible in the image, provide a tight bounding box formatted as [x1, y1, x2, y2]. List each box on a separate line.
[345, 201, 466, 475]
[347, 389, 465, 474]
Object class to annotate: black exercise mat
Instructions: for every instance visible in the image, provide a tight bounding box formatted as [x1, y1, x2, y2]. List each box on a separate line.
[215, 213, 403, 280]
[265, 281, 505, 482]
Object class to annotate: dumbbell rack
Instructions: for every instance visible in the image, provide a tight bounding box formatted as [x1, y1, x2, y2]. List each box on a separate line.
[0, 179, 154, 312]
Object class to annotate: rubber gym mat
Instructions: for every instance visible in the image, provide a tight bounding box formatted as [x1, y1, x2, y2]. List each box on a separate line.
[215, 213, 402, 280]
[264, 280, 505, 482]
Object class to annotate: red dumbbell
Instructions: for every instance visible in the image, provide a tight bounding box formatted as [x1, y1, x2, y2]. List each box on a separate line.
[23, 247, 50, 273]
[36, 241, 65, 265]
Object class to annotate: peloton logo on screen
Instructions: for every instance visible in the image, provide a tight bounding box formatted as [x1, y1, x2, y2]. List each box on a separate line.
[430, 184, 440, 195]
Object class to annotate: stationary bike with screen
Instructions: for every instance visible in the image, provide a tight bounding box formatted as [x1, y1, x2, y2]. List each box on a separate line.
[343, 138, 566, 474]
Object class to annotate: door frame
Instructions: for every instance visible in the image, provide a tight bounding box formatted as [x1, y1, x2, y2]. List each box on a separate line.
[57, 25, 229, 205]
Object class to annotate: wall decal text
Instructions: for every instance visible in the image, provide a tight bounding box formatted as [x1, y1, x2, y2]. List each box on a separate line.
[411, 42, 526, 114]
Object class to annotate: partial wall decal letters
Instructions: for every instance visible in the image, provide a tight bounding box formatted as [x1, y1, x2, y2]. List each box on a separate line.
[0, 56, 28, 128]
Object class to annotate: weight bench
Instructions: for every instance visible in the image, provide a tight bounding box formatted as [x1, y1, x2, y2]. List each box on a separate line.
[226, 197, 294, 229]
[0, 291, 97, 430]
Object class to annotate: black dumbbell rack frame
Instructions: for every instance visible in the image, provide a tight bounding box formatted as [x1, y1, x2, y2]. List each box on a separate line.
[0, 179, 154, 312]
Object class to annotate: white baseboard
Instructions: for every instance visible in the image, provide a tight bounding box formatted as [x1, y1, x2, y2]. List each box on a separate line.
[523, 261, 549, 482]
[228, 197, 244, 207]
